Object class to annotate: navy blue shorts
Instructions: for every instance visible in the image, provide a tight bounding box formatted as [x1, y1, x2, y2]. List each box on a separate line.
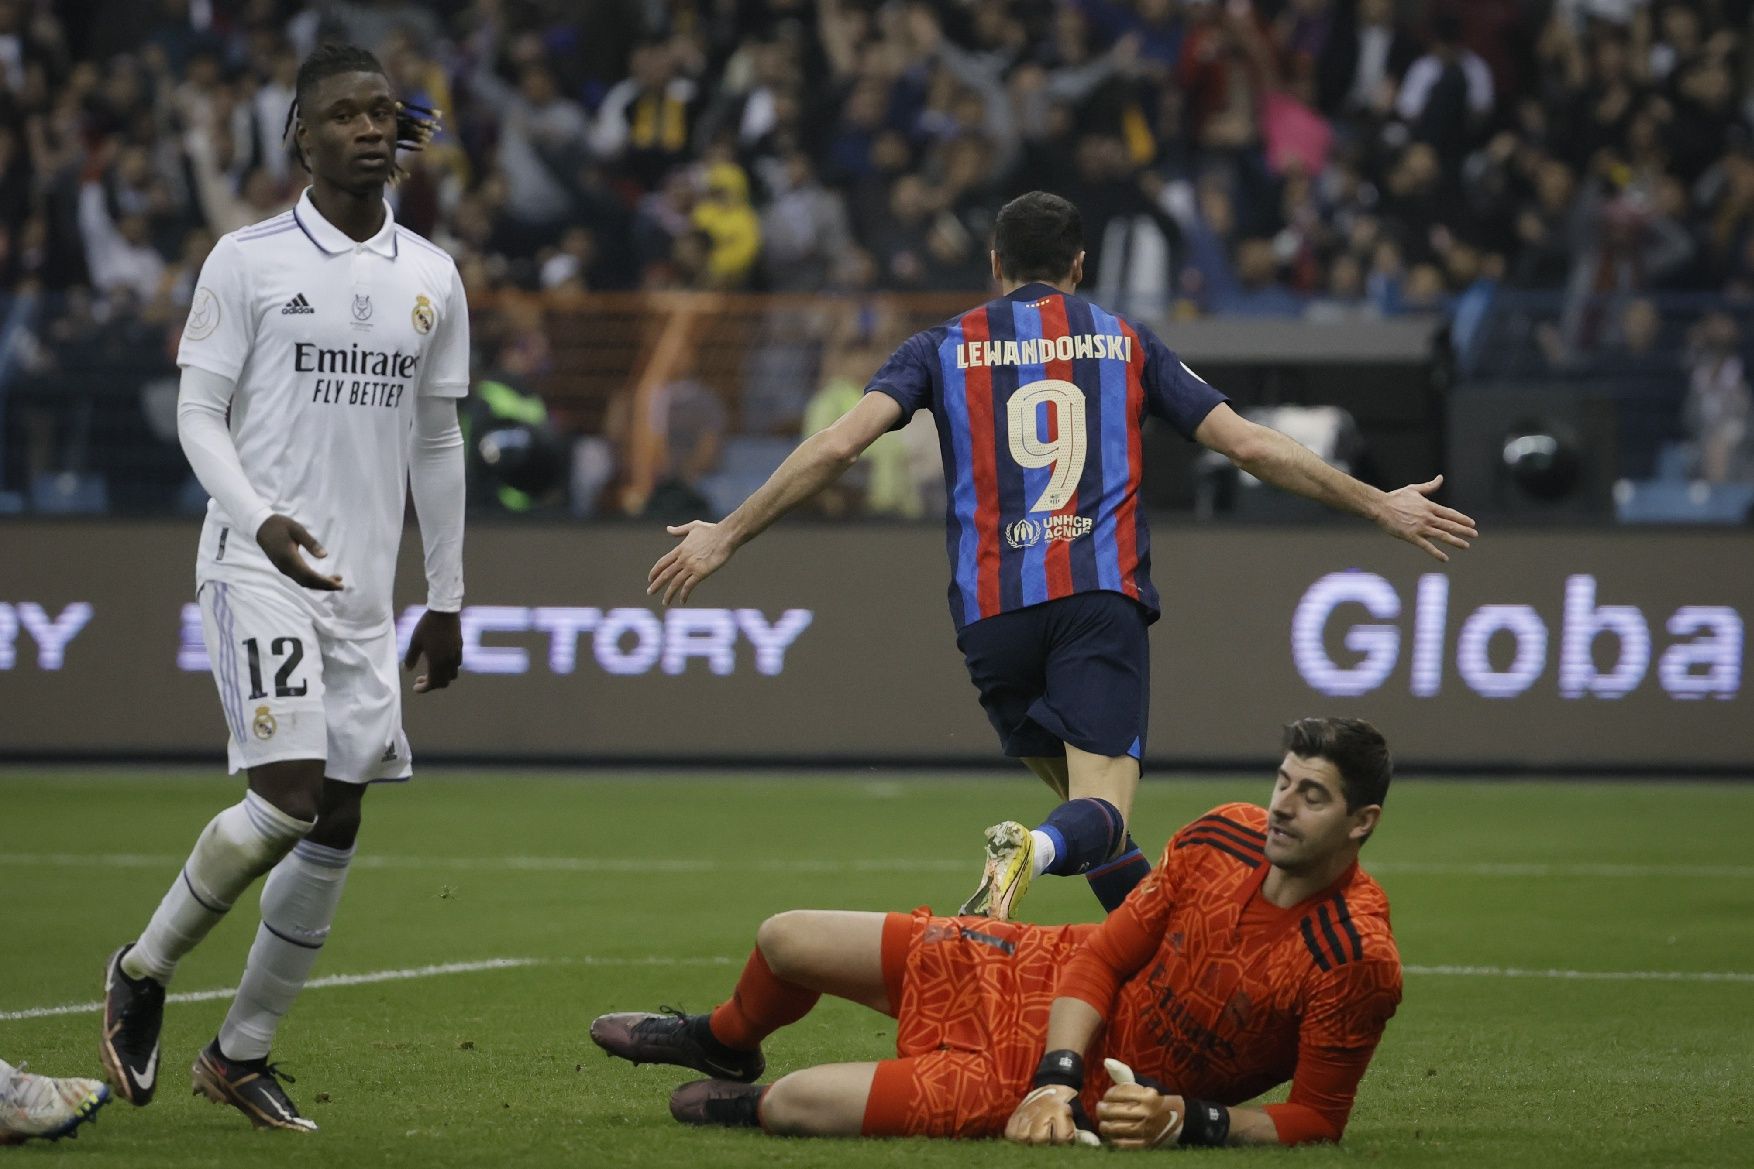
[955, 591, 1150, 761]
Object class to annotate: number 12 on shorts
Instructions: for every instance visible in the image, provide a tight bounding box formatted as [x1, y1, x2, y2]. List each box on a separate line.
[243, 637, 308, 699]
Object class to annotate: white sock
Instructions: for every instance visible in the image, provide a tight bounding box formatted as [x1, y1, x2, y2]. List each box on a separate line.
[1030, 830, 1057, 877]
[217, 839, 354, 1061]
[124, 791, 313, 984]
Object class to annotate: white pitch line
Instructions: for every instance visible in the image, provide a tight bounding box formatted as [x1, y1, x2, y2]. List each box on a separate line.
[0, 958, 541, 1022]
[1404, 964, 1754, 984]
[1, 853, 1748, 879]
[1369, 861, 1754, 879]
[9, 954, 1745, 1021]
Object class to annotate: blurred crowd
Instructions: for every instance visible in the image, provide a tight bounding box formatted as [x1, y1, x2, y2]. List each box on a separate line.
[2, 0, 1752, 513]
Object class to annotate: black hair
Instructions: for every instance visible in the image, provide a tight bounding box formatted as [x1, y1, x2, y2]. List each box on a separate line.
[992, 191, 1083, 283]
[1282, 717, 1392, 813]
[282, 42, 440, 182]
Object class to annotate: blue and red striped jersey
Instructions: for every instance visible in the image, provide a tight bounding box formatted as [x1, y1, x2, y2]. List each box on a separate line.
[865, 282, 1228, 630]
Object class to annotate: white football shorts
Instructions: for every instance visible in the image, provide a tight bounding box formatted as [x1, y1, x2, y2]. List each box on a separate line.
[198, 577, 412, 783]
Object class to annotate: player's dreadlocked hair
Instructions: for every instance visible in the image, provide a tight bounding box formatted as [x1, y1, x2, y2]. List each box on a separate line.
[282, 42, 441, 183]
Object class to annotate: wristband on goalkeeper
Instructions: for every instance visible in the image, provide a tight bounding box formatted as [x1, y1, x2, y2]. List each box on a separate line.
[1031, 1050, 1085, 1091]
[1177, 1099, 1231, 1147]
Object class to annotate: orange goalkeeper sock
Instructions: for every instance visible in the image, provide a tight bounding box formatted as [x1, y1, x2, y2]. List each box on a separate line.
[708, 948, 820, 1052]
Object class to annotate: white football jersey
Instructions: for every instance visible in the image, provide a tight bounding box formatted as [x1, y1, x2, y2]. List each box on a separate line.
[178, 189, 469, 636]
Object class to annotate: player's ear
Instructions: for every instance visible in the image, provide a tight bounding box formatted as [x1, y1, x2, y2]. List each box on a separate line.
[1069, 250, 1085, 287]
[1349, 804, 1381, 845]
[990, 249, 1003, 285]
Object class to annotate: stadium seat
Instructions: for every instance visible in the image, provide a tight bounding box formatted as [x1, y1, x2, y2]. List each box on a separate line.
[29, 472, 109, 515]
[1653, 442, 1692, 483]
[696, 437, 795, 518]
[1614, 480, 1754, 524]
[718, 436, 795, 480]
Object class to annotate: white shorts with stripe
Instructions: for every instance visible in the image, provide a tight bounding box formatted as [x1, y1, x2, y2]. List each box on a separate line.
[199, 578, 412, 783]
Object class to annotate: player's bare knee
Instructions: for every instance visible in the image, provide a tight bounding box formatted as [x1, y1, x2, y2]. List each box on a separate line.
[754, 912, 803, 975]
[755, 911, 808, 976]
[755, 1074, 810, 1135]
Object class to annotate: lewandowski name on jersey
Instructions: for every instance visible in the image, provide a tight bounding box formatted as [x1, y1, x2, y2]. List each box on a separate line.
[953, 333, 1134, 369]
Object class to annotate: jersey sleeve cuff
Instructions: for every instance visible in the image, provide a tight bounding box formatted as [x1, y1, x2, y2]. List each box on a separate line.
[863, 384, 913, 431]
[237, 503, 275, 541]
[1176, 396, 1228, 441]
[178, 354, 246, 382]
[420, 380, 470, 399]
[425, 593, 463, 613]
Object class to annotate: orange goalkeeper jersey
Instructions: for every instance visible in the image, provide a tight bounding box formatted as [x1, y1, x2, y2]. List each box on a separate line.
[1060, 803, 1402, 1143]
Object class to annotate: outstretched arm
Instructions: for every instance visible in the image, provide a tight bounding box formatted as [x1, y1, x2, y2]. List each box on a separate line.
[1193, 403, 1477, 562]
[647, 392, 903, 604]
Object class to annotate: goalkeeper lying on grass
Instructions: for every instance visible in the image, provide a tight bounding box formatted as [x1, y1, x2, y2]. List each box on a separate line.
[591, 718, 1402, 1148]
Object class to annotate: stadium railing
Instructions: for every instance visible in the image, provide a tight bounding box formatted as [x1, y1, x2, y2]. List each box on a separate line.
[8, 286, 1744, 524]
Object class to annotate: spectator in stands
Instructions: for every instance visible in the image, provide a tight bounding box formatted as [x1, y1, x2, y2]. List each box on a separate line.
[760, 152, 854, 293]
[690, 159, 762, 290]
[6, 0, 1754, 521]
[1396, 13, 1492, 171]
[469, 33, 594, 250]
[1315, 0, 1414, 120]
[539, 226, 596, 294]
[1684, 312, 1751, 484]
[316, 0, 443, 56]
[75, 159, 166, 303]
[650, 375, 727, 518]
[1212, 237, 1301, 317]
[1180, 0, 1269, 155]
[593, 39, 701, 193]
[1305, 250, 1370, 322]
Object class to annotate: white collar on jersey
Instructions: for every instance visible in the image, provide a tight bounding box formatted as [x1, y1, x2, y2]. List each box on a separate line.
[291, 188, 399, 258]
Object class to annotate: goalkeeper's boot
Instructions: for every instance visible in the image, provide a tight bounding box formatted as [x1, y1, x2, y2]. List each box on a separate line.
[190, 1040, 317, 1132]
[589, 1009, 765, 1082]
[958, 820, 1035, 921]
[99, 944, 165, 1106]
[669, 1079, 766, 1128]
[0, 1060, 110, 1145]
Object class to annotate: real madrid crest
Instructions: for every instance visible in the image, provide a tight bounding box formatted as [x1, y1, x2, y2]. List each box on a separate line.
[252, 705, 278, 741]
[185, 287, 220, 341]
[412, 293, 435, 335]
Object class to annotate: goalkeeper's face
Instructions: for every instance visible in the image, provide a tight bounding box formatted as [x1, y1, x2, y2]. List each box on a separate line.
[1263, 753, 1379, 873]
[299, 71, 397, 195]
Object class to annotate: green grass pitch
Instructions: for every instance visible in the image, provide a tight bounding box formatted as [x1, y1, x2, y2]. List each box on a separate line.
[2, 769, 1750, 1167]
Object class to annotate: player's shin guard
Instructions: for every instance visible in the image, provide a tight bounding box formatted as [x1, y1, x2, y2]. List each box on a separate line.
[1084, 837, 1151, 912]
[708, 948, 820, 1053]
[216, 840, 352, 1062]
[125, 792, 314, 984]
[1032, 798, 1126, 877]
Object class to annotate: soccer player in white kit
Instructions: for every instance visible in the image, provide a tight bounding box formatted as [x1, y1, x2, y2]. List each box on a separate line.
[98, 45, 468, 1133]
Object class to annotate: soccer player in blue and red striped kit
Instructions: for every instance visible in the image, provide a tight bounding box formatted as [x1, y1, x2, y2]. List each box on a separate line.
[647, 191, 1476, 920]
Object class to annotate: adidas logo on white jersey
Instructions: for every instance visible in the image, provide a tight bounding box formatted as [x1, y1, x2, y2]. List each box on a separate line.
[281, 293, 315, 315]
